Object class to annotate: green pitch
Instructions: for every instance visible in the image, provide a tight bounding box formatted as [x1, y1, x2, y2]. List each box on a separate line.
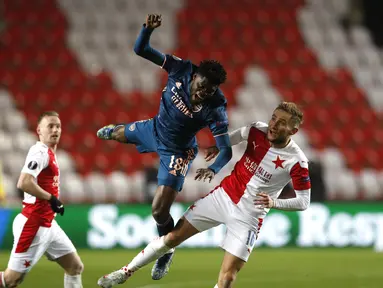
[1, 248, 382, 287]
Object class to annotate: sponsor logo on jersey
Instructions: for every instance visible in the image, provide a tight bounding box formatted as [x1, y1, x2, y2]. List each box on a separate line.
[171, 87, 193, 118]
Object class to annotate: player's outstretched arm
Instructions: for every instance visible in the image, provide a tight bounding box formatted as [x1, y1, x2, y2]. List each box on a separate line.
[17, 173, 65, 215]
[207, 134, 233, 174]
[133, 14, 165, 67]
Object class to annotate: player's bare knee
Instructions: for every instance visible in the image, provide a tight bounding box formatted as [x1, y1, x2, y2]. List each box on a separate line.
[4, 272, 24, 288]
[221, 270, 237, 287]
[164, 231, 181, 248]
[111, 126, 126, 142]
[67, 260, 84, 275]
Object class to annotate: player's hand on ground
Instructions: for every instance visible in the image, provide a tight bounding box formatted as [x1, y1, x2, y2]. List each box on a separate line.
[204, 146, 219, 162]
[254, 193, 274, 208]
[195, 168, 215, 183]
[146, 14, 162, 29]
[49, 195, 65, 216]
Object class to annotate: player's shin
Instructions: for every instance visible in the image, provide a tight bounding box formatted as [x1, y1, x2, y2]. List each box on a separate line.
[64, 274, 83, 288]
[0, 272, 6, 288]
[123, 236, 171, 273]
[156, 216, 174, 237]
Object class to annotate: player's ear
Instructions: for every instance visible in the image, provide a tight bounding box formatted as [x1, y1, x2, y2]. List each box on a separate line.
[289, 127, 298, 136]
[36, 125, 41, 136]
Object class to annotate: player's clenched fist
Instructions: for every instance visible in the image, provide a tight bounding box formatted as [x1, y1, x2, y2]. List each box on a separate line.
[254, 193, 274, 208]
[195, 168, 215, 183]
[49, 195, 65, 216]
[146, 14, 162, 29]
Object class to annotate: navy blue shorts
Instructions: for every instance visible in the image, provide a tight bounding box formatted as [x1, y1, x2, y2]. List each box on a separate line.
[124, 119, 197, 192]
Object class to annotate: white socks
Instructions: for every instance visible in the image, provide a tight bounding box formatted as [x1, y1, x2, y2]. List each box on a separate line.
[122, 236, 171, 273]
[214, 285, 219, 288]
[64, 274, 83, 288]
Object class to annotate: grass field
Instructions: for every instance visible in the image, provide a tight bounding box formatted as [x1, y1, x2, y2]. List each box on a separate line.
[1, 248, 382, 287]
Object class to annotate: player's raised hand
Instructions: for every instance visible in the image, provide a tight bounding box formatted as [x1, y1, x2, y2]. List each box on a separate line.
[195, 168, 215, 183]
[204, 146, 219, 162]
[49, 195, 65, 216]
[254, 193, 274, 208]
[146, 14, 162, 29]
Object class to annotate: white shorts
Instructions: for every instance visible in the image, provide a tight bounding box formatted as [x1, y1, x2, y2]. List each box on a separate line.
[184, 186, 263, 262]
[7, 214, 76, 273]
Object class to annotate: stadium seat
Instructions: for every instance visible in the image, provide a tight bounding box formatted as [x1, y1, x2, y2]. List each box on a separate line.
[1, 0, 381, 203]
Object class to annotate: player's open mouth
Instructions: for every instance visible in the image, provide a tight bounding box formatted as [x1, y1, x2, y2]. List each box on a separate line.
[269, 130, 277, 137]
[195, 93, 204, 101]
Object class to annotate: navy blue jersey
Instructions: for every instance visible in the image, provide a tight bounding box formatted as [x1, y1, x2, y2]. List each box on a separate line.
[154, 54, 229, 152]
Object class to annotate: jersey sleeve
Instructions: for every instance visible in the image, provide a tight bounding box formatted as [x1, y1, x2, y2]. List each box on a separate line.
[208, 106, 229, 137]
[161, 54, 189, 76]
[21, 146, 49, 178]
[289, 160, 311, 191]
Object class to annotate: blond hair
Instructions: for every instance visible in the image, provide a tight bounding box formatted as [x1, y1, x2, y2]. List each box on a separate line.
[275, 102, 303, 128]
[38, 111, 59, 125]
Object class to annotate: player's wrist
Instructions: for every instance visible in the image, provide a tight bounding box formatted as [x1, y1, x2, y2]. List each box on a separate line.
[207, 167, 216, 174]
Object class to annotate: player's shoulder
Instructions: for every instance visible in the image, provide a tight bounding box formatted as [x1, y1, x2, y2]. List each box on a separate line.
[27, 141, 49, 157]
[285, 140, 309, 168]
[249, 121, 268, 133]
[166, 54, 193, 75]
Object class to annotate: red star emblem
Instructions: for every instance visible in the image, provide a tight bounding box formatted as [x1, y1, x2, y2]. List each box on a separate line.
[272, 156, 285, 169]
[23, 260, 31, 268]
[189, 204, 196, 211]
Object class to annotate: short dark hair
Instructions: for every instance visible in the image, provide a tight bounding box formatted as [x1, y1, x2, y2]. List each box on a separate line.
[38, 111, 59, 124]
[197, 60, 227, 86]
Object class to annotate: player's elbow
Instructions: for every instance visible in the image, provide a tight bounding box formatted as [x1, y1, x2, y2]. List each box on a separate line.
[298, 198, 310, 211]
[133, 43, 144, 56]
[133, 45, 141, 55]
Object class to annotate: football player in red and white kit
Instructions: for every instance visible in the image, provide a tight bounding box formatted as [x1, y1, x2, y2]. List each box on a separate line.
[97, 102, 311, 288]
[0, 111, 84, 288]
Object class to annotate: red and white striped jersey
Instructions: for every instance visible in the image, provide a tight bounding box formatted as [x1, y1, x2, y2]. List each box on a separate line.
[20, 141, 60, 227]
[221, 122, 311, 218]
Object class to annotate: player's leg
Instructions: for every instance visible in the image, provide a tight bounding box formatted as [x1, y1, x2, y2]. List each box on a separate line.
[215, 252, 246, 288]
[55, 253, 83, 288]
[96, 119, 157, 153]
[2, 214, 52, 287]
[45, 221, 83, 288]
[213, 216, 261, 288]
[151, 148, 197, 280]
[150, 185, 177, 279]
[96, 124, 126, 142]
[97, 187, 224, 288]
[97, 217, 199, 288]
[0, 269, 25, 288]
